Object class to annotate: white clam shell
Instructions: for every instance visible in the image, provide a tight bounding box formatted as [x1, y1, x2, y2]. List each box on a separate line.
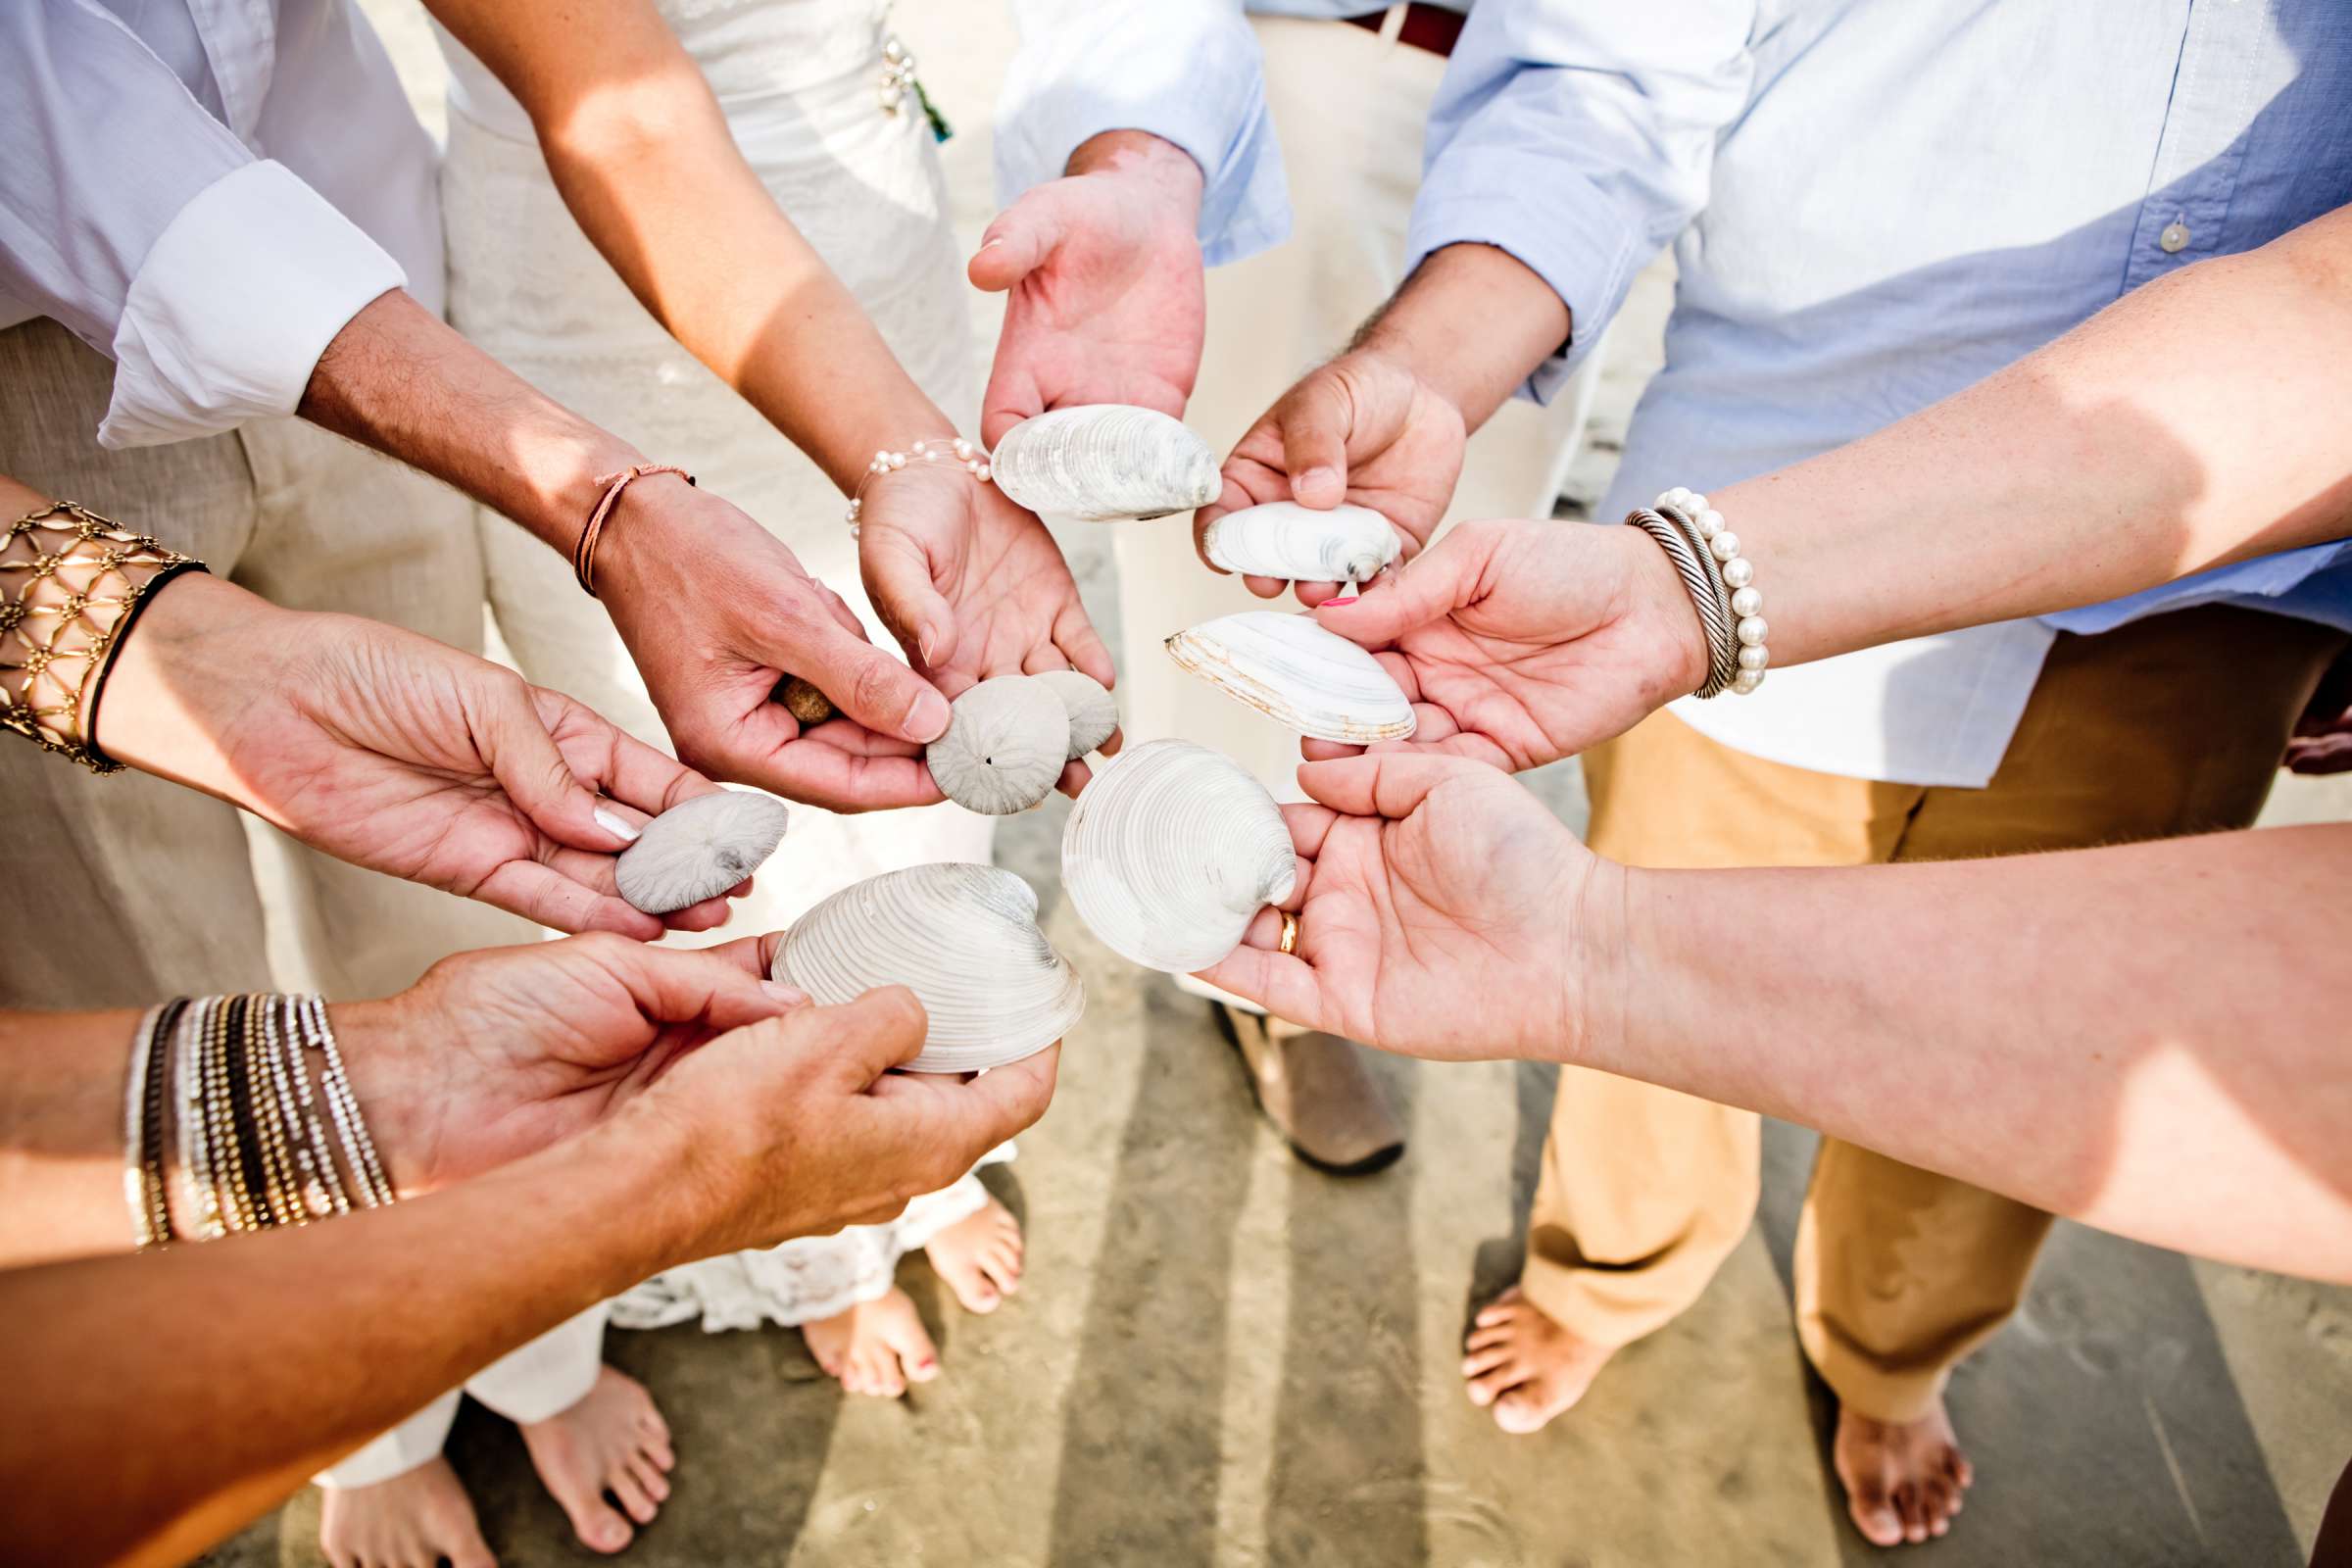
[1060, 739, 1297, 973]
[1034, 669, 1119, 760]
[1200, 501, 1401, 585]
[1164, 611, 1416, 744]
[614, 790, 789, 913]
[772, 862, 1084, 1074]
[990, 405, 1219, 521]
[926, 675, 1069, 814]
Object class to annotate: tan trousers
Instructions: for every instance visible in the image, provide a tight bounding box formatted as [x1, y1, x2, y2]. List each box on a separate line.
[0, 318, 526, 1008]
[1527, 603, 2351, 1421]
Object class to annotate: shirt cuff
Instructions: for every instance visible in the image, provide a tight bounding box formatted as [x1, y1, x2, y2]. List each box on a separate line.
[994, 15, 1291, 268]
[1404, 166, 1644, 407]
[99, 161, 408, 449]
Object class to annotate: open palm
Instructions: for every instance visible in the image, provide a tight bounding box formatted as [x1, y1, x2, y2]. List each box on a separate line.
[1200, 755, 1593, 1061]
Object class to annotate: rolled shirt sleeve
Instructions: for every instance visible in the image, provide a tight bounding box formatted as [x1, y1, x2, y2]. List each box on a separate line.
[1406, 0, 1755, 402]
[994, 0, 1291, 267]
[0, 0, 407, 448]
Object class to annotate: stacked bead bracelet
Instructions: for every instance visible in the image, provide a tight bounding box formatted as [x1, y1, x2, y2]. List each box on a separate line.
[1625, 487, 1769, 698]
[125, 993, 394, 1250]
[1, 500, 205, 771]
[844, 435, 993, 539]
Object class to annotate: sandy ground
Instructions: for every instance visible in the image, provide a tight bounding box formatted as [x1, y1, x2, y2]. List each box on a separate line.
[207, 6, 2352, 1565]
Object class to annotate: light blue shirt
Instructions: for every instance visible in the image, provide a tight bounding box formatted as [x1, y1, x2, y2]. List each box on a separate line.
[1000, 1, 2352, 785]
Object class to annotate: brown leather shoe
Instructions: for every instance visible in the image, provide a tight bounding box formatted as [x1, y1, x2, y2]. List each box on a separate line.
[1213, 1004, 1405, 1175]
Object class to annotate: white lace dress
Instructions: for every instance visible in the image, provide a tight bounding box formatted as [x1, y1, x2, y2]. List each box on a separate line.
[436, 0, 1001, 1331]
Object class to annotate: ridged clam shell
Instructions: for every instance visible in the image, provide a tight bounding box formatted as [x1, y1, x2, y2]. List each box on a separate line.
[990, 405, 1220, 521]
[1034, 669, 1119, 759]
[1165, 611, 1416, 744]
[771, 862, 1084, 1074]
[1060, 739, 1296, 973]
[1200, 501, 1401, 585]
[926, 675, 1068, 814]
[614, 790, 789, 913]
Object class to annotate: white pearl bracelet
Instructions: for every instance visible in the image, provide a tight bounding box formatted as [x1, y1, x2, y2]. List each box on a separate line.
[845, 435, 993, 538]
[1644, 487, 1767, 697]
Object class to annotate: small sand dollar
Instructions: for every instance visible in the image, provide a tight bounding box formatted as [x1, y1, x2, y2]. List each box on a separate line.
[925, 675, 1069, 814]
[1034, 669, 1118, 760]
[615, 790, 790, 913]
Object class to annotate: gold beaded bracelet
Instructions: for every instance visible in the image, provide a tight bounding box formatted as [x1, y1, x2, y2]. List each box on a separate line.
[0, 501, 205, 772]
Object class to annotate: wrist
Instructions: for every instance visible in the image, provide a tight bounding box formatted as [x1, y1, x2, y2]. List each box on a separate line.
[1613, 520, 1716, 701]
[1356, 244, 1568, 431]
[91, 573, 290, 791]
[1065, 130, 1205, 223]
[1564, 854, 1634, 1074]
[330, 997, 435, 1199]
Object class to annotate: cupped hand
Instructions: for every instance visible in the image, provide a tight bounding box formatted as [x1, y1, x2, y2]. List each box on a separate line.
[626, 987, 1062, 1253]
[342, 931, 802, 1197]
[100, 574, 740, 939]
[970, 131, 1206, 447]
[1198, 754, 1600, 1062]
[1199, 348, 1467, 603]
[1303, 517, 1710, 771]
[594, 479, 955, 812]
[858, 459, 1118, 792]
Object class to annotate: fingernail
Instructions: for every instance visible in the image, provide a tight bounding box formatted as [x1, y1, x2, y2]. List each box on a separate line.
[764, 980, 809, 1006]
[1302, 466, 1338, 493]
[907, 687, 952, 742]
[917, 630, 937, 665]
[594, 807, 641, 844]
[1323, 595, 1358, 608]
[980, 236, 1004, 251]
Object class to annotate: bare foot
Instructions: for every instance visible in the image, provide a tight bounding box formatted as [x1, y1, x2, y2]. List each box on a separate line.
[1835, 1397, 1974, 1546]
[926, 1197, 1025, 1314]
[516, 1366, 675, 1555]
[1460, 1286, 1621, 1435]
[801, 1286, 941, 1397]
[319, 1455, 496, 1568]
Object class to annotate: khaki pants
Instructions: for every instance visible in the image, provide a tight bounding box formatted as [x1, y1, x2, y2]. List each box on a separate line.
[0, 318, 526, 1007]
[1527, 603, 2350, 1421]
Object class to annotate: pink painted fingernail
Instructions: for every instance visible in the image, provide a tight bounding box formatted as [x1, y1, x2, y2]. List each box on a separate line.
[1324, 595, 1358, 607]
[594, 807, 641, 843]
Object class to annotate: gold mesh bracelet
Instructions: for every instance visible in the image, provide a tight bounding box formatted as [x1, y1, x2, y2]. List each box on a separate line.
[0, 501, 205, 772]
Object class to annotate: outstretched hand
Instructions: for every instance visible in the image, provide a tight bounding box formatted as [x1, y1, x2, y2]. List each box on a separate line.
[1199, 348, 1467, 604]
[1198, 754, 1598, 1062]
[101, 574, 742, 939]
[1303, 517, 1709, 771]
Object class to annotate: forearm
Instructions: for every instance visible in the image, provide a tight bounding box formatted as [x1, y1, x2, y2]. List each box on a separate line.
[1356, 244, 1572, 432]
[1717, 204, 2352, 667]
[1583, 824, 2352, 1280]
[0, 1123, 694, 1567]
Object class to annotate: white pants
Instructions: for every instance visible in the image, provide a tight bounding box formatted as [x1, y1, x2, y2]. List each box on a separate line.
[1139, 16, 1601, 1009]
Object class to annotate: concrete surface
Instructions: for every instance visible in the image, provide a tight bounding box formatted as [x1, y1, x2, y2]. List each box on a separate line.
[206, 5, 2352, 1564]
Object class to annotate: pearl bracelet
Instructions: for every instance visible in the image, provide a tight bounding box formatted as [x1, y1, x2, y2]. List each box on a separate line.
[1651, 487, 1767, 697]
[845, 435, 993, 538]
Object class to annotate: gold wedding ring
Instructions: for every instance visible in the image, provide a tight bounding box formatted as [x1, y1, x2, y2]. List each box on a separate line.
[1278, 909, 1299, 956]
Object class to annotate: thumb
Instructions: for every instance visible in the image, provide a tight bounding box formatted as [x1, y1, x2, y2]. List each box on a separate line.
[859, 522, 956, 671]
[1269, 371, 1354, 509]
[1312, 522, 1490, 647]
[1295, 750, 1488, 822]
[475, 674, 627, 852]
[969, 197, 1066, 293]
[799, 620, 953, 744]
[827, 985, 933, 1086]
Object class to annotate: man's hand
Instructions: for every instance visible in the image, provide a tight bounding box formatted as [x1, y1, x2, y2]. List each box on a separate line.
[857, 460, 1118, 790]
[100, 574, 741, 939]
[971, 131, 1207, 446]
[1199, 348, 1468, 603]
[1199, 754, 1599, 1062]
[344, 932, 802, 1196]
[593, 477, 956, 813]
[1304, 517, 1710, 770]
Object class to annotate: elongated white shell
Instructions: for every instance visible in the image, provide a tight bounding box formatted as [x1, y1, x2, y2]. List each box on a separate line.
[926, 675, 1069, 814]
[614, 790, 789, 913]
[771, 862, 1084, 1074]
[1200, 501, 1401, 585]
[990, 405, 1219, 521]
[1060, 739, 1296, 973]
[1034, 669, 1119, 759]
[1165, 611, 1416, 744]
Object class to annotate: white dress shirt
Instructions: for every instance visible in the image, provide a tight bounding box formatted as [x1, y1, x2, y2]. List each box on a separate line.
[0, 0, 441, 449]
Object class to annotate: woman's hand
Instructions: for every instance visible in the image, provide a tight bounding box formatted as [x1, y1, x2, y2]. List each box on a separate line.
[1198, 754, 1604, 1062]
[99, 574, 742, 939]
[594, 480, 956, 812]
[340, 932, 801, 1196]
[858, 459, 1118, 790]
[1306, 517, 1709, 770]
